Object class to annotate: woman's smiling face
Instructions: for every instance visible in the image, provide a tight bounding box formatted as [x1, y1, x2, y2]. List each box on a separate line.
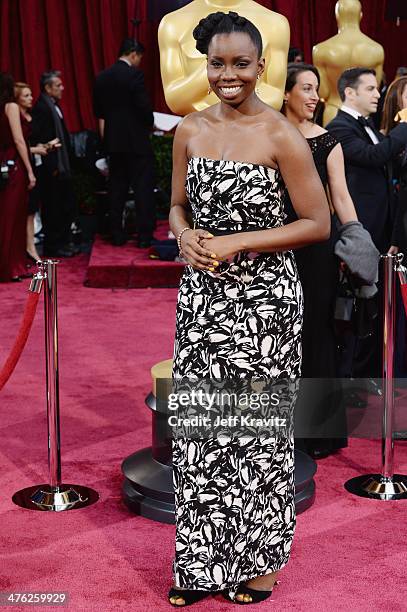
[207, 31, 264, 106]
[285, 71, 320, 121]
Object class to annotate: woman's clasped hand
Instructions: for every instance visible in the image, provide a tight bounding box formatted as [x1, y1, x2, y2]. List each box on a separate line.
[180, 228, 241, 270]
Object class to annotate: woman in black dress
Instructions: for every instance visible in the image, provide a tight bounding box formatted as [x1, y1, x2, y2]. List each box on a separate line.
[168, 15, 329, 607]
[381, 75, 407, 254]
[283, 63, 360, 458]
[381, 76, 407, 376]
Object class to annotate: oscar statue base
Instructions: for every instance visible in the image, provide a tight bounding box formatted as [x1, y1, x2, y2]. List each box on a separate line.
[122, 447, 316, 524]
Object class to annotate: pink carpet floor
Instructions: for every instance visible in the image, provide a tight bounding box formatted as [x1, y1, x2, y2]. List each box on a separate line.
[1, 254, 407, 611]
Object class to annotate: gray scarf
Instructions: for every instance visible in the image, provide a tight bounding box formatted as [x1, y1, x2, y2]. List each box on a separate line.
[334, 221, 380, 286]
[41, 93, 71, 178]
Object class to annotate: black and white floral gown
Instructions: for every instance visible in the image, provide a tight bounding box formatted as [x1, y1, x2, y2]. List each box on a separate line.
[172, 157, 303, 594]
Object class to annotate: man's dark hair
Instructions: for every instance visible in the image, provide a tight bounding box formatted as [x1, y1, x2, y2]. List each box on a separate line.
[288, 47, 303, 63]
[396, 66, 407, 78]
[118, 38, 145, 57]
[337, 67, 376, 101]
[193, 11, 263, 58]
[40, 70, 61, 93]
[0, 72, 15, 107]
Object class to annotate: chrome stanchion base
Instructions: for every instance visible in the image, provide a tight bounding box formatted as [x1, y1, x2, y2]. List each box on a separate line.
[345, 474, 407, 500]
[12, 484, 99, 511]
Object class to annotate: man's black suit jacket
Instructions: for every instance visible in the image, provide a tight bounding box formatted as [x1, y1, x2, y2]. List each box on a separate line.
[93, 60, 154, 155]
[31, 94, 71, 176]
[327, 109, 407, 251]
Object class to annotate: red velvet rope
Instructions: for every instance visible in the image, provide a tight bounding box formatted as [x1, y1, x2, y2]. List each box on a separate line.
[0, 292, 40, 391]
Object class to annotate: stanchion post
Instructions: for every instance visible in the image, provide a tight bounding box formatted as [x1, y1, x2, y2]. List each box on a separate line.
[12, 261, 99, 511]
[344, 253, 407, 500]
[382, 254, 395, 480]
[43, 261, 62, 490]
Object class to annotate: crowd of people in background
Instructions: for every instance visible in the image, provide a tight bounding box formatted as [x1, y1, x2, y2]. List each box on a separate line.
[0, 69, 79, 282]
[2, 46, 407, 457]
[0, 37, 157, 284]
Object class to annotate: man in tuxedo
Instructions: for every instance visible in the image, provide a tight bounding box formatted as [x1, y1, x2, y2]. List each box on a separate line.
[31, 70, 77, 257]
[93, 38, 155, 247]
[327, 67, 407, 377]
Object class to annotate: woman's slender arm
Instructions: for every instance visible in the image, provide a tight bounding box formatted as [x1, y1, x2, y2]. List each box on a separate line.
[326, 143, 358, 224]
[169, 117, 215, 270]
[5, 102, 35, 188]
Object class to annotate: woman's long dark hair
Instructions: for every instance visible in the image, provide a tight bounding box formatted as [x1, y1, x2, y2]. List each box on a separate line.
[381, 76, 407, 134]
[0, 72, 15, 108]
[285, 62, 320, 92]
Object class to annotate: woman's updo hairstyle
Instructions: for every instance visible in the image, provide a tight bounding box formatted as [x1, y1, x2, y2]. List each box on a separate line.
[193, 11, 263, 58]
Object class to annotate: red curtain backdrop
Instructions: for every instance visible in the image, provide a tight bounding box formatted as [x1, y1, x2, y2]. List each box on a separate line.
[0, 0, 406, 132]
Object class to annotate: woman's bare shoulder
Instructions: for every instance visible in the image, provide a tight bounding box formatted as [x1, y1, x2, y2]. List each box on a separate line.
[265, 109, 308, 145]
[175, 106, 219, 135]
[4, 102, 19, 114]
[308, 124, 327, 137]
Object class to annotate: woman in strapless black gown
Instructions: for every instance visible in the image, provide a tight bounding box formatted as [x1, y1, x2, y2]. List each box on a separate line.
[167, 14, 330, 607]
[283, 63, 361, 458]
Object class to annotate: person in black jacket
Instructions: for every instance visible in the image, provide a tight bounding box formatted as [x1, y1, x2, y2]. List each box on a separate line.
[327, 67, 407, 377]
[31, 70, 77, 257]
[93, 38, 155, 247]
[327, 68, 407, 253]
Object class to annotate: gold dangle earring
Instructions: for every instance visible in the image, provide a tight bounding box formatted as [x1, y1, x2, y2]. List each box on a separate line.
[255, 74, 260, 94]
[207, 85, 212, 95]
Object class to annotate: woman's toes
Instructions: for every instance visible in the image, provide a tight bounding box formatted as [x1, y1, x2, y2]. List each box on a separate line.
[169, 595, 185, 605]
[235, 593, 252, 603]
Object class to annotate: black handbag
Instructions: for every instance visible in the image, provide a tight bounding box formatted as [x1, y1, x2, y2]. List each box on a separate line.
[0, 158, 16, 189]
[334, 269, 378, 339]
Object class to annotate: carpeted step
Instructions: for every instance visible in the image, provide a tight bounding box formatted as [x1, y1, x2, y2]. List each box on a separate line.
[85, 221, 185, 288]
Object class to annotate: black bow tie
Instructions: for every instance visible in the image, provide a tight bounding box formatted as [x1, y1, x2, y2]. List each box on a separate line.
[357, 115, 375, 129]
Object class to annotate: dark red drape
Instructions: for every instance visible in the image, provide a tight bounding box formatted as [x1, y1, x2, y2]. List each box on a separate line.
[1, 0, 406, 132]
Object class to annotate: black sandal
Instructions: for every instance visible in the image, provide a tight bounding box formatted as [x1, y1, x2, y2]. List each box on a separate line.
[168, 587, 211, 607]
[232, 583, 273, 605]
[223, 580, 279, 605]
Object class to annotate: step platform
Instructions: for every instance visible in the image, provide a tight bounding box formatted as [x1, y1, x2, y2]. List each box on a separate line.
[85, 221, 184, 288]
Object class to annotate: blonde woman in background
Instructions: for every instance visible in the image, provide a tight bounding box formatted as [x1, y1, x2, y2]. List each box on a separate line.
[0, 73, 35, 281]
[14, 81, 52, 262]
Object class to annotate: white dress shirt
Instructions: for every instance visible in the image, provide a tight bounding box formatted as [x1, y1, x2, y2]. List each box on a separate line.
[341, 104, 379, 144]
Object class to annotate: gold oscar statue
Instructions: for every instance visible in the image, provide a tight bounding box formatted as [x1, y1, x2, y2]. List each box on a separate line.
[158, 0, 289, 115]
[312, 0, 384, 126]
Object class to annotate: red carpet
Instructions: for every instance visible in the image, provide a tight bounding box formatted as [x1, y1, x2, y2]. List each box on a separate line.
[1, 254, 407, 611]
[85, 221, 184, 288]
